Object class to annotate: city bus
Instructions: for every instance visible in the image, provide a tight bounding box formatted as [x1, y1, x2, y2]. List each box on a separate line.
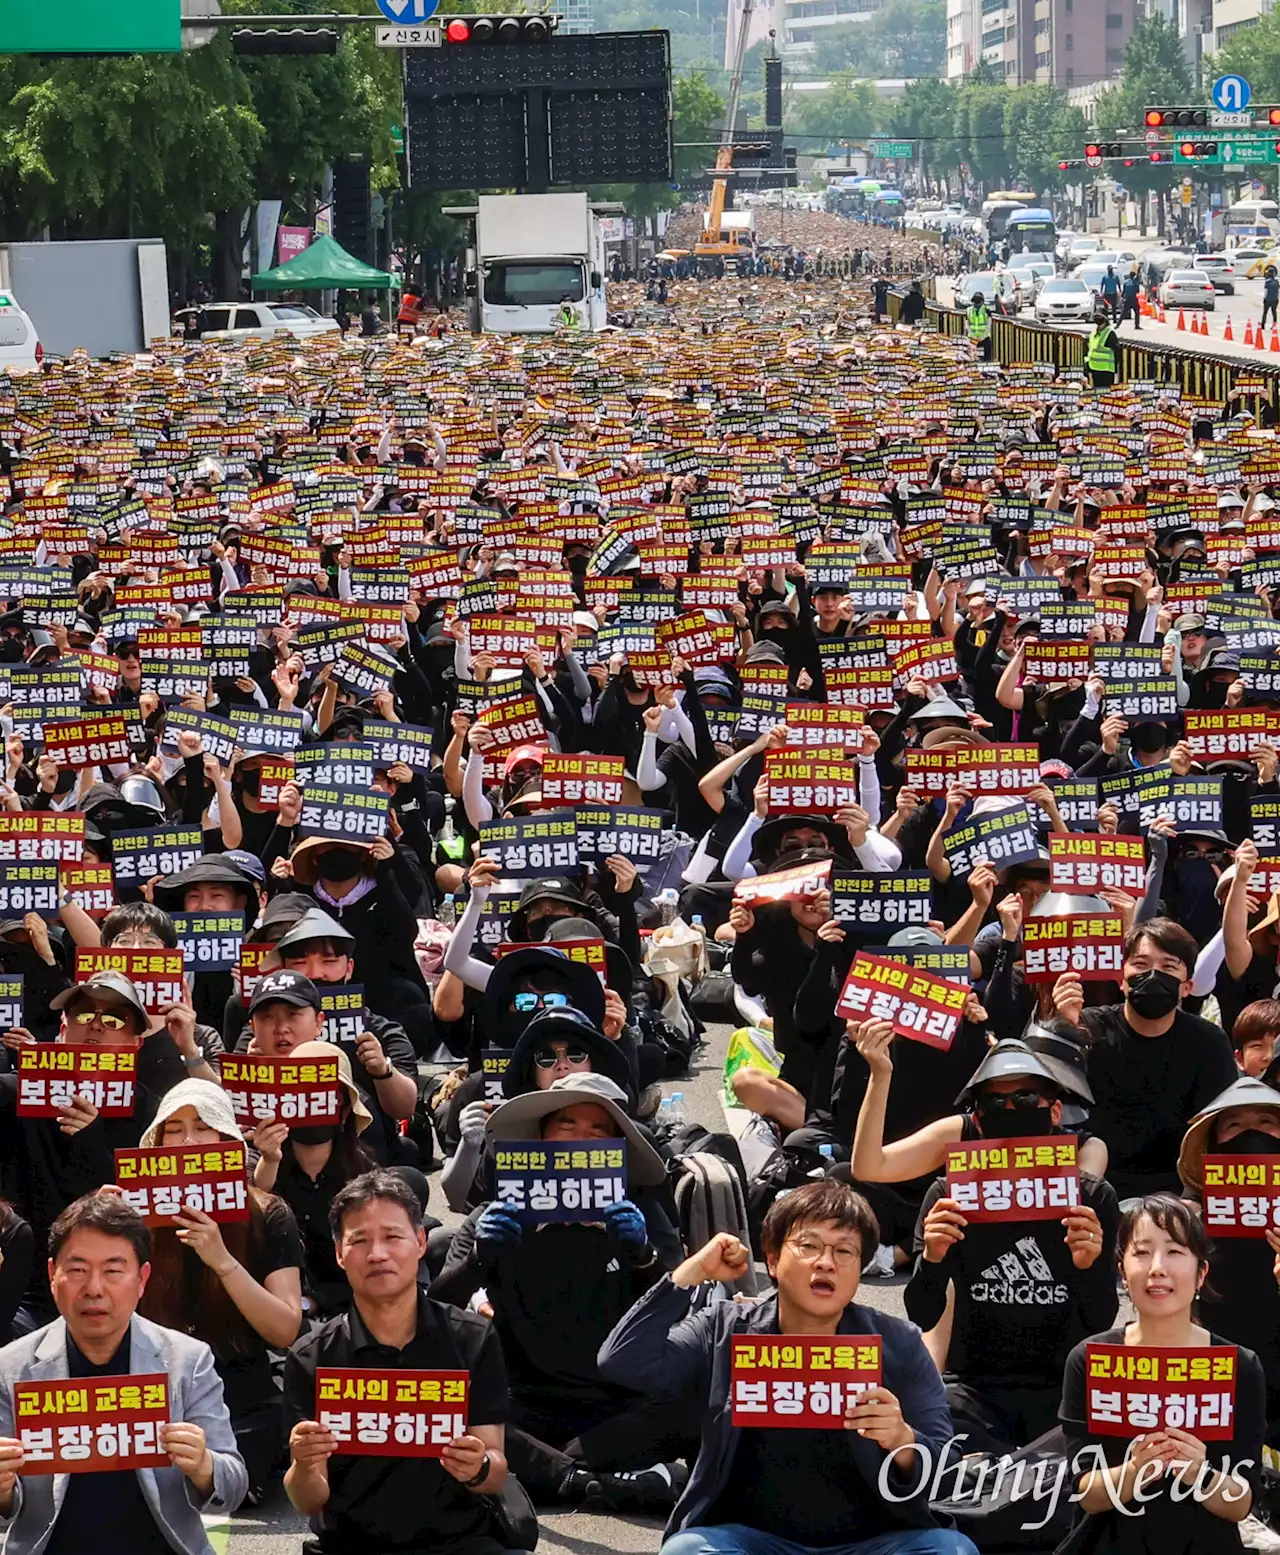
[1005, 207, 1057, 257]
[981, 193, 1035, 244]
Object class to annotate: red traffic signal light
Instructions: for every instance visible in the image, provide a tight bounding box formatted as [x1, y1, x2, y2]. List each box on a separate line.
[1085, 143, 1100, 157]
[1149, 150, 1171, 163]
[1147, 108, 1208, 127]
[1145, 109, 1163, 127]
[1179, 140, 1218, 158]
[1269, 108, 1280, 125]
[443, 14, 553, 41]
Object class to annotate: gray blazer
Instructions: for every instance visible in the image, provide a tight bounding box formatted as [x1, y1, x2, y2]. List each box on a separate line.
[0, 1312, 247, 1555]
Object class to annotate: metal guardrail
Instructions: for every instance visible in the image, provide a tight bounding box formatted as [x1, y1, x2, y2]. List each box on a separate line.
[925, 300, 1280, 407]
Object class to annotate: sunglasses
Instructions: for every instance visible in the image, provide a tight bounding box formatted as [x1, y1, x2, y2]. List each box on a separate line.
[980, 1088, 1049, 1110]
[69, 1008, 128, 1031]
[533, 1045, 590, 1069]
[512, 991, 570, 1013]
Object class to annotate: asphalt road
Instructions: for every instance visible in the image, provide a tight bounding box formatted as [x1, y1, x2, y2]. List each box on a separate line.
[937, 262, 1280, 364]
[219, 1014, 909, 1555]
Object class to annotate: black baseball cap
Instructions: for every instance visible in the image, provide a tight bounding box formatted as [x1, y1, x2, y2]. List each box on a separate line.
[248, 969, 322, 1015]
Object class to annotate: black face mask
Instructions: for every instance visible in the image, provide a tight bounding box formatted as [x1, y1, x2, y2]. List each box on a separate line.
[290, 1124, 339, 1147]
[1224, 1128, 1280, 1156]
[239, 768, 261, 796]
[1126, 967, 1182, 1020]
[1129, 722, 1169, 755]
[1194, 678, 1230, 710]
[975, 1096, 1055, 1138]
[317, 852, 364, 883]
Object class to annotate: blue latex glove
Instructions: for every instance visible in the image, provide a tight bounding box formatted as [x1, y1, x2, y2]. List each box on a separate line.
[474, 1203, 523, 1266]
[603, 1198, 650, 1260]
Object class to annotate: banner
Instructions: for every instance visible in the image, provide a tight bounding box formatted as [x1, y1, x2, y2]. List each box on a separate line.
[61, 861, 115, 917]
[43, 715, 132, 770]
[835, 952, 968, 1051]
[478, 813, 579, 878]
[496, 938, 607, 984]
[114, 1142, 250, 1225]
[316, 1369, 467, 1458]
[829, 873, 933, 937]
[1201, 1154, 1280, 1238]
[110, 826, 203, 887]
[16, 1045, 136, 1117]
[0, 862, 59, 919]
[1183, 709, 1278, 762]
[539, 754, 625, 807]
[493, 1138, 627, 1221]
[782, 703, 866, 754]
[481, 1047, 509, 1103]
[297, 787, 390, 843]
[764, 754, 859, 813]
[218, 1053, 344, 1128]
[169, 912, 246, 974]
[905, 745, 1042, 798]
[1022, 914, 1124, 981]
[730, 1335, 882, 1428]
[1084, 1344, 1237, 1440]
[74, 948, 185, 1014]
[941, 805, 1040, 879]
[0, 813, 84, 862]
[14, 1374, 170, 1473]
[945, 1136, 1080, 1221]
[1048, 834, 1146, 895]
[733, 858, 832, 908]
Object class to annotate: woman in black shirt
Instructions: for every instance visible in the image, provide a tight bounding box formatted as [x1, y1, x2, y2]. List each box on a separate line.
[1058, 1194, 1265, 1554]
[136, 1078, 304, 1499]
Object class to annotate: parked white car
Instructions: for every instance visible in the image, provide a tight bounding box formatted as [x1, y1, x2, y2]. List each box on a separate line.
[1158, 269, 1217, 311]
[1066, 235, 1103, 270]
[194, 302, 341, 341]
[1034, 277, 1096, 323]
[0, 291, 41, 372]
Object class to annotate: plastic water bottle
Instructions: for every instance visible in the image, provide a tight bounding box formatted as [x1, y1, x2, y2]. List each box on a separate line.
[438, 894, 456, 928]
[657, 1097, 673, 1129]
[668, 1091, 687, 1128]
[654, 888, 680, 926]
[808, 1143, 836, 1179]
[690, 914, 705, 938]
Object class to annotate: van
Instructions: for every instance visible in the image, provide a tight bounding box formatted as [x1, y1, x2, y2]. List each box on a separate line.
[0, 291, 41, 372]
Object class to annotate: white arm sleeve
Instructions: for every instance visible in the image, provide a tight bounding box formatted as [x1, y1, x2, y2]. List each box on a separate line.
[462, 750, 494, 829]
[721, 813, 763, 882]
[1190, 928, 1227, 1000]
[857, 754, 884, 824]
[441, 885, 494, 991]
[853, 830, 903, 872]
[636, 731, 664, 793]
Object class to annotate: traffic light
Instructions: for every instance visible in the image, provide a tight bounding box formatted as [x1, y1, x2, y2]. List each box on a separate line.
[1058, 159, 1082, 170]
[1148, 149, 1172, 163]
[442, 14, 555, 41]
[1179, 140, 1218, 160]
[231, 27, 338, 52]
[1085, 142, 1123, 158]
[1145, 107, 1209, 127]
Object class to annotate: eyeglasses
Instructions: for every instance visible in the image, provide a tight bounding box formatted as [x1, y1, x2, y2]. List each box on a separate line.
[513, 991, 570, 1013]
[533, 1045, 590, 1068]
[786, 1235, 861, 1268]
[69, 1008, 128, 1031]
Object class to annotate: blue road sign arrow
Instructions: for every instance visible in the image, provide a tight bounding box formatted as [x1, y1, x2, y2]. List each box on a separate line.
[1212, 74, 1251, 113]
[375, 0, 439, 21]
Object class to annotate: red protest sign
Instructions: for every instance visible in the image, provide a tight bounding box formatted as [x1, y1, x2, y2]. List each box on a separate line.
[656, 609, 722, 665]
[824, 666, 897, 711]
[1084, 1344, 1238, 1440]
[0, 813, 85, 863]
[782, 703, 866, 754]
[730, 1336, 882, 1428]
[1022, 914, 1124, 982]
[904, 744, 1042, 798]
[468, 615, 556, 668]
[14, 1374, 170, 1473]
[1048, 834, 1146, 895]
[43, 715, 133, 770]
[625, 651, 674, 688]
[764, 754, 858, 813]
[539, 754, 625, 806]
[316, 1369, 468, 1458]
[256, 759, 295, 811]
[16, 1045, 136, 1118]
[945, 1136, 1081, 1222]
[1201, 1154, 1280, 1238]
[218, 1053, 344, 1129]
[892, 638, 960, 683]
[733, 858, 832, 908]
[835, 952, 968, 1051]
[60, 863, 116, 918]
[114, 1143, 251, 1226]
[237, 942, 272, 1005]
[75, 948, 185, 1014]
[1183, 709, 1279, 761]
[496, 938, 607, 984]
[1023, 641, 1093, 684]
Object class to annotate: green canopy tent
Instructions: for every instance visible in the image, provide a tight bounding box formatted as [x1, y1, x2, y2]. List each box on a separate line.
[250, 233, 395, 292]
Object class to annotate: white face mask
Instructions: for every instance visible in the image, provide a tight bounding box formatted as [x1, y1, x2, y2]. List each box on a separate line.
[158, 752, 185, 782]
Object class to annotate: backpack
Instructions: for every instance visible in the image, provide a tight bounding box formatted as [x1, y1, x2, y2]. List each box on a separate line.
[669, 1151, 759, 1297]
[745, 1143, 829, 1248]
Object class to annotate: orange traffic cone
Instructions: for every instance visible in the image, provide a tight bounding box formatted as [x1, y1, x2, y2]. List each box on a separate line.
[1159, 302, 1167, 323]
[1270, 327, 1279, 352]
[1246, 319, 1255, 345]
[1224, 314, 1234, 340]
[1200, 312, 1210, 335]
[1258, 321, 1268, 349]
[1178, 309, 1187, 330]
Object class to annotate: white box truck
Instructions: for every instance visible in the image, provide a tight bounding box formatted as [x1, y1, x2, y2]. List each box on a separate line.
[466, 193, 608, 333]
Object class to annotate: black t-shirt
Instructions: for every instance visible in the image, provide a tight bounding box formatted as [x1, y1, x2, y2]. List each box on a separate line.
[150, 1194, 302, 1419]
[906, 1173, 1120, 1389]
[284, 1292, 508, 1555]
[709, 1417, 881, 1543]
[1080, 1005, 1238, 1200]
[1214, 948, 1276, 1043]
[1059, 1327, 1265, 1555]
[273, 1152, 361, 1314]
[43, 1333, 173, 1555]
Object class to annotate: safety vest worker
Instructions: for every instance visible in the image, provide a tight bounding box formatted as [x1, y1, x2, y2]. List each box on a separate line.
[558, 299, 581, 329]
[1086, 317, 1116, 375]
[966, 298, 991, 341]
[396, 291, 424, 332]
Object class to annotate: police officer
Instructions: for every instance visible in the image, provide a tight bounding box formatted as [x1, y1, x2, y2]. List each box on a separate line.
[1085, 309, 1117, 388]
[966, 290, 992, 362]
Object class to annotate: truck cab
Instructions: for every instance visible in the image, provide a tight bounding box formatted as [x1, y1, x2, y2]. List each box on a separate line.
[465, 193, 609, 334]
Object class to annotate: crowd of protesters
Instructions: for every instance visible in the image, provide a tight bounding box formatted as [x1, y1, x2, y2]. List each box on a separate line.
[0, 270, 1275, 1555]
